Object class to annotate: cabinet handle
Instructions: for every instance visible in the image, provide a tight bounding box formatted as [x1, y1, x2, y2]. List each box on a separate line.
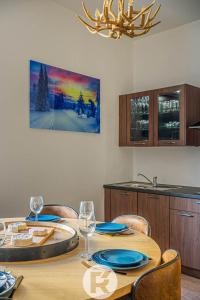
[136, 142, 147, 145]
[167, 141, 176, 144]
[120, 192, 129, 196]
[194, 201, 200, 205]
[178, 213, 194, 218]
[147, 194, 160, 199]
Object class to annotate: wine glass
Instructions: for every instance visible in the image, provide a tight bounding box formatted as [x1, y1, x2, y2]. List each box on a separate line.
[30, 196, 44, 222]
[78, 201, 96, 259]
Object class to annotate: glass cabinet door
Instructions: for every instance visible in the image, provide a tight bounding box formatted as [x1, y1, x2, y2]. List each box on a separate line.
[127, 92, 153, 146]
[154, 87, 184, 145]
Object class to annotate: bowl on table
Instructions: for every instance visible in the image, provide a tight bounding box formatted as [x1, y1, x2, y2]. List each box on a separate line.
[0, 271, 16, 298]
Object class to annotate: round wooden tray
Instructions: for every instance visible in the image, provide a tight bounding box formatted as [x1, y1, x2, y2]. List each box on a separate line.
[0, 221, 79, 262]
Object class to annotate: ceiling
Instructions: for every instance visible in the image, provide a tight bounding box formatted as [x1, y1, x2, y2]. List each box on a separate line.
[53, 0, 200, 36]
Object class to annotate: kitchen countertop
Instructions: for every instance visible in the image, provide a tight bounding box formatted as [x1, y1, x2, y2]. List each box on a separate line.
[103, 181, 200, 199]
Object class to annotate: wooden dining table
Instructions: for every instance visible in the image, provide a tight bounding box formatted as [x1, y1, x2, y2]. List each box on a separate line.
[0, 218, 161, 300]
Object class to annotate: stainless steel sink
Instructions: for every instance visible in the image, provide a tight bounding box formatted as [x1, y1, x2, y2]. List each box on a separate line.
[115, 182, 181, 191]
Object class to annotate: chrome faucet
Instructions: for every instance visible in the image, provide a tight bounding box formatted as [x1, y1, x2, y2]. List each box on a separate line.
[137, 173, 158, 187]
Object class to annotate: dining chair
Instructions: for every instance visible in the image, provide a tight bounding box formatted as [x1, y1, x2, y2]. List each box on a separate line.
[132, 249, 181, 300]
[112, 215, 151, 236]
[29, 204, 78, 219]
[118, 249, 181, 300]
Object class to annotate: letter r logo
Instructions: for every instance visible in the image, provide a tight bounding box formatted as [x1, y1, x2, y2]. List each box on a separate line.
[91, 271, 110, 294]
[83, 264, 118, 299]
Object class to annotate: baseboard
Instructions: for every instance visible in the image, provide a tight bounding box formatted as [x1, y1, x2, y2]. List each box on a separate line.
[182, 266, 200, 279]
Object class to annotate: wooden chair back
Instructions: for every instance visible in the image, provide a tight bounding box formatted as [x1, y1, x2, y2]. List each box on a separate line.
[112, 215, 151, 236]
[29, 204, 78, 219]
[132, 249, 181, 300]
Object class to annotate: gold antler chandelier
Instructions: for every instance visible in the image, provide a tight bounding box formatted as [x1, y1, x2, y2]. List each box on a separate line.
[78, 0, 161, 40]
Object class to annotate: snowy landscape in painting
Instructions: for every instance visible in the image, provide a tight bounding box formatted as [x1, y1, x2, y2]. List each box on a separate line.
[30, 60, 100, 133]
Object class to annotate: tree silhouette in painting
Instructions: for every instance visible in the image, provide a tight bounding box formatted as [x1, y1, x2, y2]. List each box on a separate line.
[35, 65, 49, 111]
[77, 93, 85, 115]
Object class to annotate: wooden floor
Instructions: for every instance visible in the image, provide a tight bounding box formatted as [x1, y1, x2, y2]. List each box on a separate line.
[182, 274, 200, 299]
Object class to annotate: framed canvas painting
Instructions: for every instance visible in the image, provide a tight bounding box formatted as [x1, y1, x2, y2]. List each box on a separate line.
[30, 60, 100, 133]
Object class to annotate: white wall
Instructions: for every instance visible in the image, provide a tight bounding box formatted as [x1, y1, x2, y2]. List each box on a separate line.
[132, 20, 200, 186]
[0, 0, 133, 218]
[1, 1, 200, 220]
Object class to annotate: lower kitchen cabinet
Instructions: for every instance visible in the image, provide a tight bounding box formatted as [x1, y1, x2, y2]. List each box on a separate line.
[138, 192, 170, 252]
[170, 209, 200, 271]
[104, 188, 200, 277]
[104, 188, 137, 221]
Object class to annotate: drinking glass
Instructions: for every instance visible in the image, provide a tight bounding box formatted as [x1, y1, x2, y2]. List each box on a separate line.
[30, 196, 44, 222]
[78, 201, 96, 259]
[145, 96, 149, 113]
[134, 99, 137, 113]
[158, 99, 163, 113]
[0, 221, 6, 247]
[176, 99, 179, 111]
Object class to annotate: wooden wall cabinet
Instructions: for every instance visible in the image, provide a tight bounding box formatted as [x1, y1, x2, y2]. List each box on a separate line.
[126, 91, 154, 146]
[119, 84, 200, 147]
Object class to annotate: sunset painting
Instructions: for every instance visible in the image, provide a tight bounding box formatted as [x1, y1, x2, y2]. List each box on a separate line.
[30, 60, 100, 133]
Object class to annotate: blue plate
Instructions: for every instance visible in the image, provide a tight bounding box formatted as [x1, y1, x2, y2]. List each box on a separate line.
[26, 215, 61, 222]
[99, 249, 144, 267]
[96, 229, 128, 235]
[92, 251, 148, 271]
[96, 223, 128, 232]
